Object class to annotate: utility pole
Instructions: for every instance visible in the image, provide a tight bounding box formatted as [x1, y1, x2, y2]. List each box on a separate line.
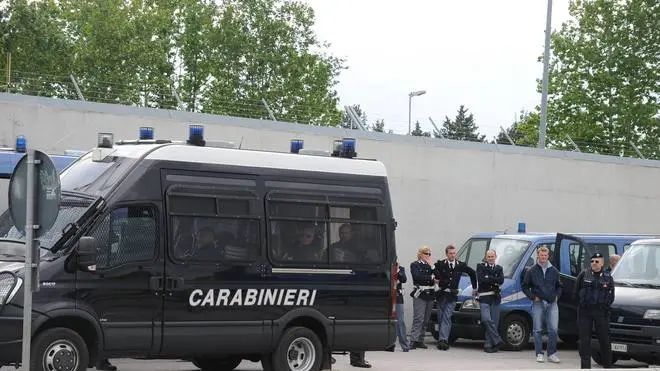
[539, 0, 553, 149]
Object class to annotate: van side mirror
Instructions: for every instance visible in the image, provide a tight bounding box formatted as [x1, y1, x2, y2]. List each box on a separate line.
[78, 236, 98, 272]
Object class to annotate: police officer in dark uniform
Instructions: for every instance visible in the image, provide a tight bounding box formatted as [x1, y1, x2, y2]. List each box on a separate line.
[573, 252, 615, 369]
[475, 249, 505, 353]
[409, 246, 436, 349]
[433, 244, 477, 350]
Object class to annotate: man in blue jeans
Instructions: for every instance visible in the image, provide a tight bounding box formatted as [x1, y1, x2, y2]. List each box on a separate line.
[522, 245, 563, 363]
[475, 249, 504, 353]
[433, 244, 477, 350]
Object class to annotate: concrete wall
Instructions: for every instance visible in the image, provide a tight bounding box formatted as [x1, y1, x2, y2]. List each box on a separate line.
[2, 92, 660, 327]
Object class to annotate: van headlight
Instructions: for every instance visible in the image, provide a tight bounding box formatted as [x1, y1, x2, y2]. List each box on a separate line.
[643, 309, 660, 320]
[462, 299, 480, 310]
[0, 272, 22, 305]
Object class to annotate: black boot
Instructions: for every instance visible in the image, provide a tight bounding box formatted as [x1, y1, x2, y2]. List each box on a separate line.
[412, 341, 427, 349]
[97, 359, 117, 371]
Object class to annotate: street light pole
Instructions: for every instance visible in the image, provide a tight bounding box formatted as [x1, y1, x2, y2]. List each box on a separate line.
[408, 90, 426, 135]
[539, 0, 553, 149]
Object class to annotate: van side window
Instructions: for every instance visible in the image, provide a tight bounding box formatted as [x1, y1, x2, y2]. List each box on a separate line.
[169, 196, 260, 263]
[329, 206, 383, 264]
[568, 243, 616, 276]
[530, 243, 556, 264]
[91, 205, 157, 269]
[460, 239, 489, 269]
[267, 195, 386, 266]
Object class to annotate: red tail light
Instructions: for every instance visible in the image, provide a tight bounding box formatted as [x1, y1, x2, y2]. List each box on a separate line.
[390, 262, 398, 319]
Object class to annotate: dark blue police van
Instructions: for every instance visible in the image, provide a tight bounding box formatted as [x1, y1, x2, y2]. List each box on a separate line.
[0, 127, 399, 371]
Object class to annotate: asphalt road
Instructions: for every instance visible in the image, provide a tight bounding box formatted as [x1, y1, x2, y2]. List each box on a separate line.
[5, 338, 653, 371]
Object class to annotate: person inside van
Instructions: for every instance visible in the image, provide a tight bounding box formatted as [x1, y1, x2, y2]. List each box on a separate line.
[607, 254, 620, 272]
[293, 224, 326, 262]
[331, 223, 357, 262]
[193, 227, 218, 260]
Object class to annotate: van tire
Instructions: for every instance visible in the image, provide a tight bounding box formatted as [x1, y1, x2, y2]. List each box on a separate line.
[192, 356, 242, 370]
[271, 326, 323, 371]
[499, 314, 530, 351]
[30, 327, 89, 371]
[591, 350, 619, 366]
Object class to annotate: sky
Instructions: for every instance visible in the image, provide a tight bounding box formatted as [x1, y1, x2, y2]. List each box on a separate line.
[301, 0, 572, 140]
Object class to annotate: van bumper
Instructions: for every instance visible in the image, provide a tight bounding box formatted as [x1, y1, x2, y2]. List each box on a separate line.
[333, 319, 396, 351]
[0, 305, 24, 365]
[450, 310, 484, 340]
[592, 324, 660, 364]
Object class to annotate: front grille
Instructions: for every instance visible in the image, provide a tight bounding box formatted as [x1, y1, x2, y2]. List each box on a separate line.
[592, 332, 653, 345]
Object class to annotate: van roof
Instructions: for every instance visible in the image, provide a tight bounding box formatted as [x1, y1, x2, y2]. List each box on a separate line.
[90, 142, 389, 177]
[489, 233, 660, 242]
[630, 238, 660, 245]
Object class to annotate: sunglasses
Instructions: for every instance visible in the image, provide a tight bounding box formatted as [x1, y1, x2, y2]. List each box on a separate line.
[423, 252, 431, 256]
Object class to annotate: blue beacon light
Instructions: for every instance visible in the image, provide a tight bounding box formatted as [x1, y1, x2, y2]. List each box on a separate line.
[290, 139, 304, 154]
[187, 124, 205, 146]
[340, 138, 356, 158]
[15, 135, 26, 153]
[139, 126, 154, 140]
[517, 222, 526, 233]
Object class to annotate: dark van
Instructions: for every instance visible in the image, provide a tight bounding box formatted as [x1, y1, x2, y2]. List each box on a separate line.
[0, 126, 398, 371]
[584, 238, 660, 366]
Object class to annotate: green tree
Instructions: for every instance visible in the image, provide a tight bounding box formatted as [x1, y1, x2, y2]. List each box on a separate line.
[494, 109, 541, 146]
[61, 0, 178, 107]
[204, 0, 345, 125]
[411, 121, 431, 137]
[371, 119, 385, 133]
[437, 105, 486, 142]
[0, 0, 75, 97]
[0, 0, 346, 126]
[544, 0, 660, 158]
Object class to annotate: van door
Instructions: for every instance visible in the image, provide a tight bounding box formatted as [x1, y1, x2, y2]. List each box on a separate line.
[553, 233, 586, 338]
[75, 203, 163, 355]
[457, 237, 491, 287]
[158, 171, 269, 356]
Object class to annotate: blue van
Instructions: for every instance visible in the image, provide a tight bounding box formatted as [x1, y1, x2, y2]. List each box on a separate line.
[429, 232, 658, 350]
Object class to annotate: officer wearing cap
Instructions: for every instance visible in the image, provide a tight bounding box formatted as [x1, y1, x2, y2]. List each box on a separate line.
[573, 252, 615, 369]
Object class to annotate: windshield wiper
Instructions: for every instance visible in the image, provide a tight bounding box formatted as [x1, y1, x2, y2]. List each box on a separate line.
[50, 196, 105, 253]
[61, 190, 97, 201]
[631, 282, 660, 289]
[617, 281, 660, 288]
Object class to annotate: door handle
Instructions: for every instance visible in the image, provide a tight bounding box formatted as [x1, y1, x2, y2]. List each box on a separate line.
[150, 277, 164, 291]
[166, 277, 185, 291]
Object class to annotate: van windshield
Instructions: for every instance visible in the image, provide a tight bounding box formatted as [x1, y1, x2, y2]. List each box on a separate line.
[612, 243, 660, 288]
[488, 238, 531, 278]
[0, 195, 93, 260]
[59, 152, 137, 197]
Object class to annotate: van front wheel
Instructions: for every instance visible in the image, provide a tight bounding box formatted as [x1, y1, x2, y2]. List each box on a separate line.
[272, 326, 323, 371]
[500, 314, 530, 351]
[30, 327, 89, 371]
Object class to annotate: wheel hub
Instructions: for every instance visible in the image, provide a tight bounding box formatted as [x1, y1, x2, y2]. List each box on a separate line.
[507, 322, 524, 345]
[287, 337, 315, 371]
[44, 340, 79, 371]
